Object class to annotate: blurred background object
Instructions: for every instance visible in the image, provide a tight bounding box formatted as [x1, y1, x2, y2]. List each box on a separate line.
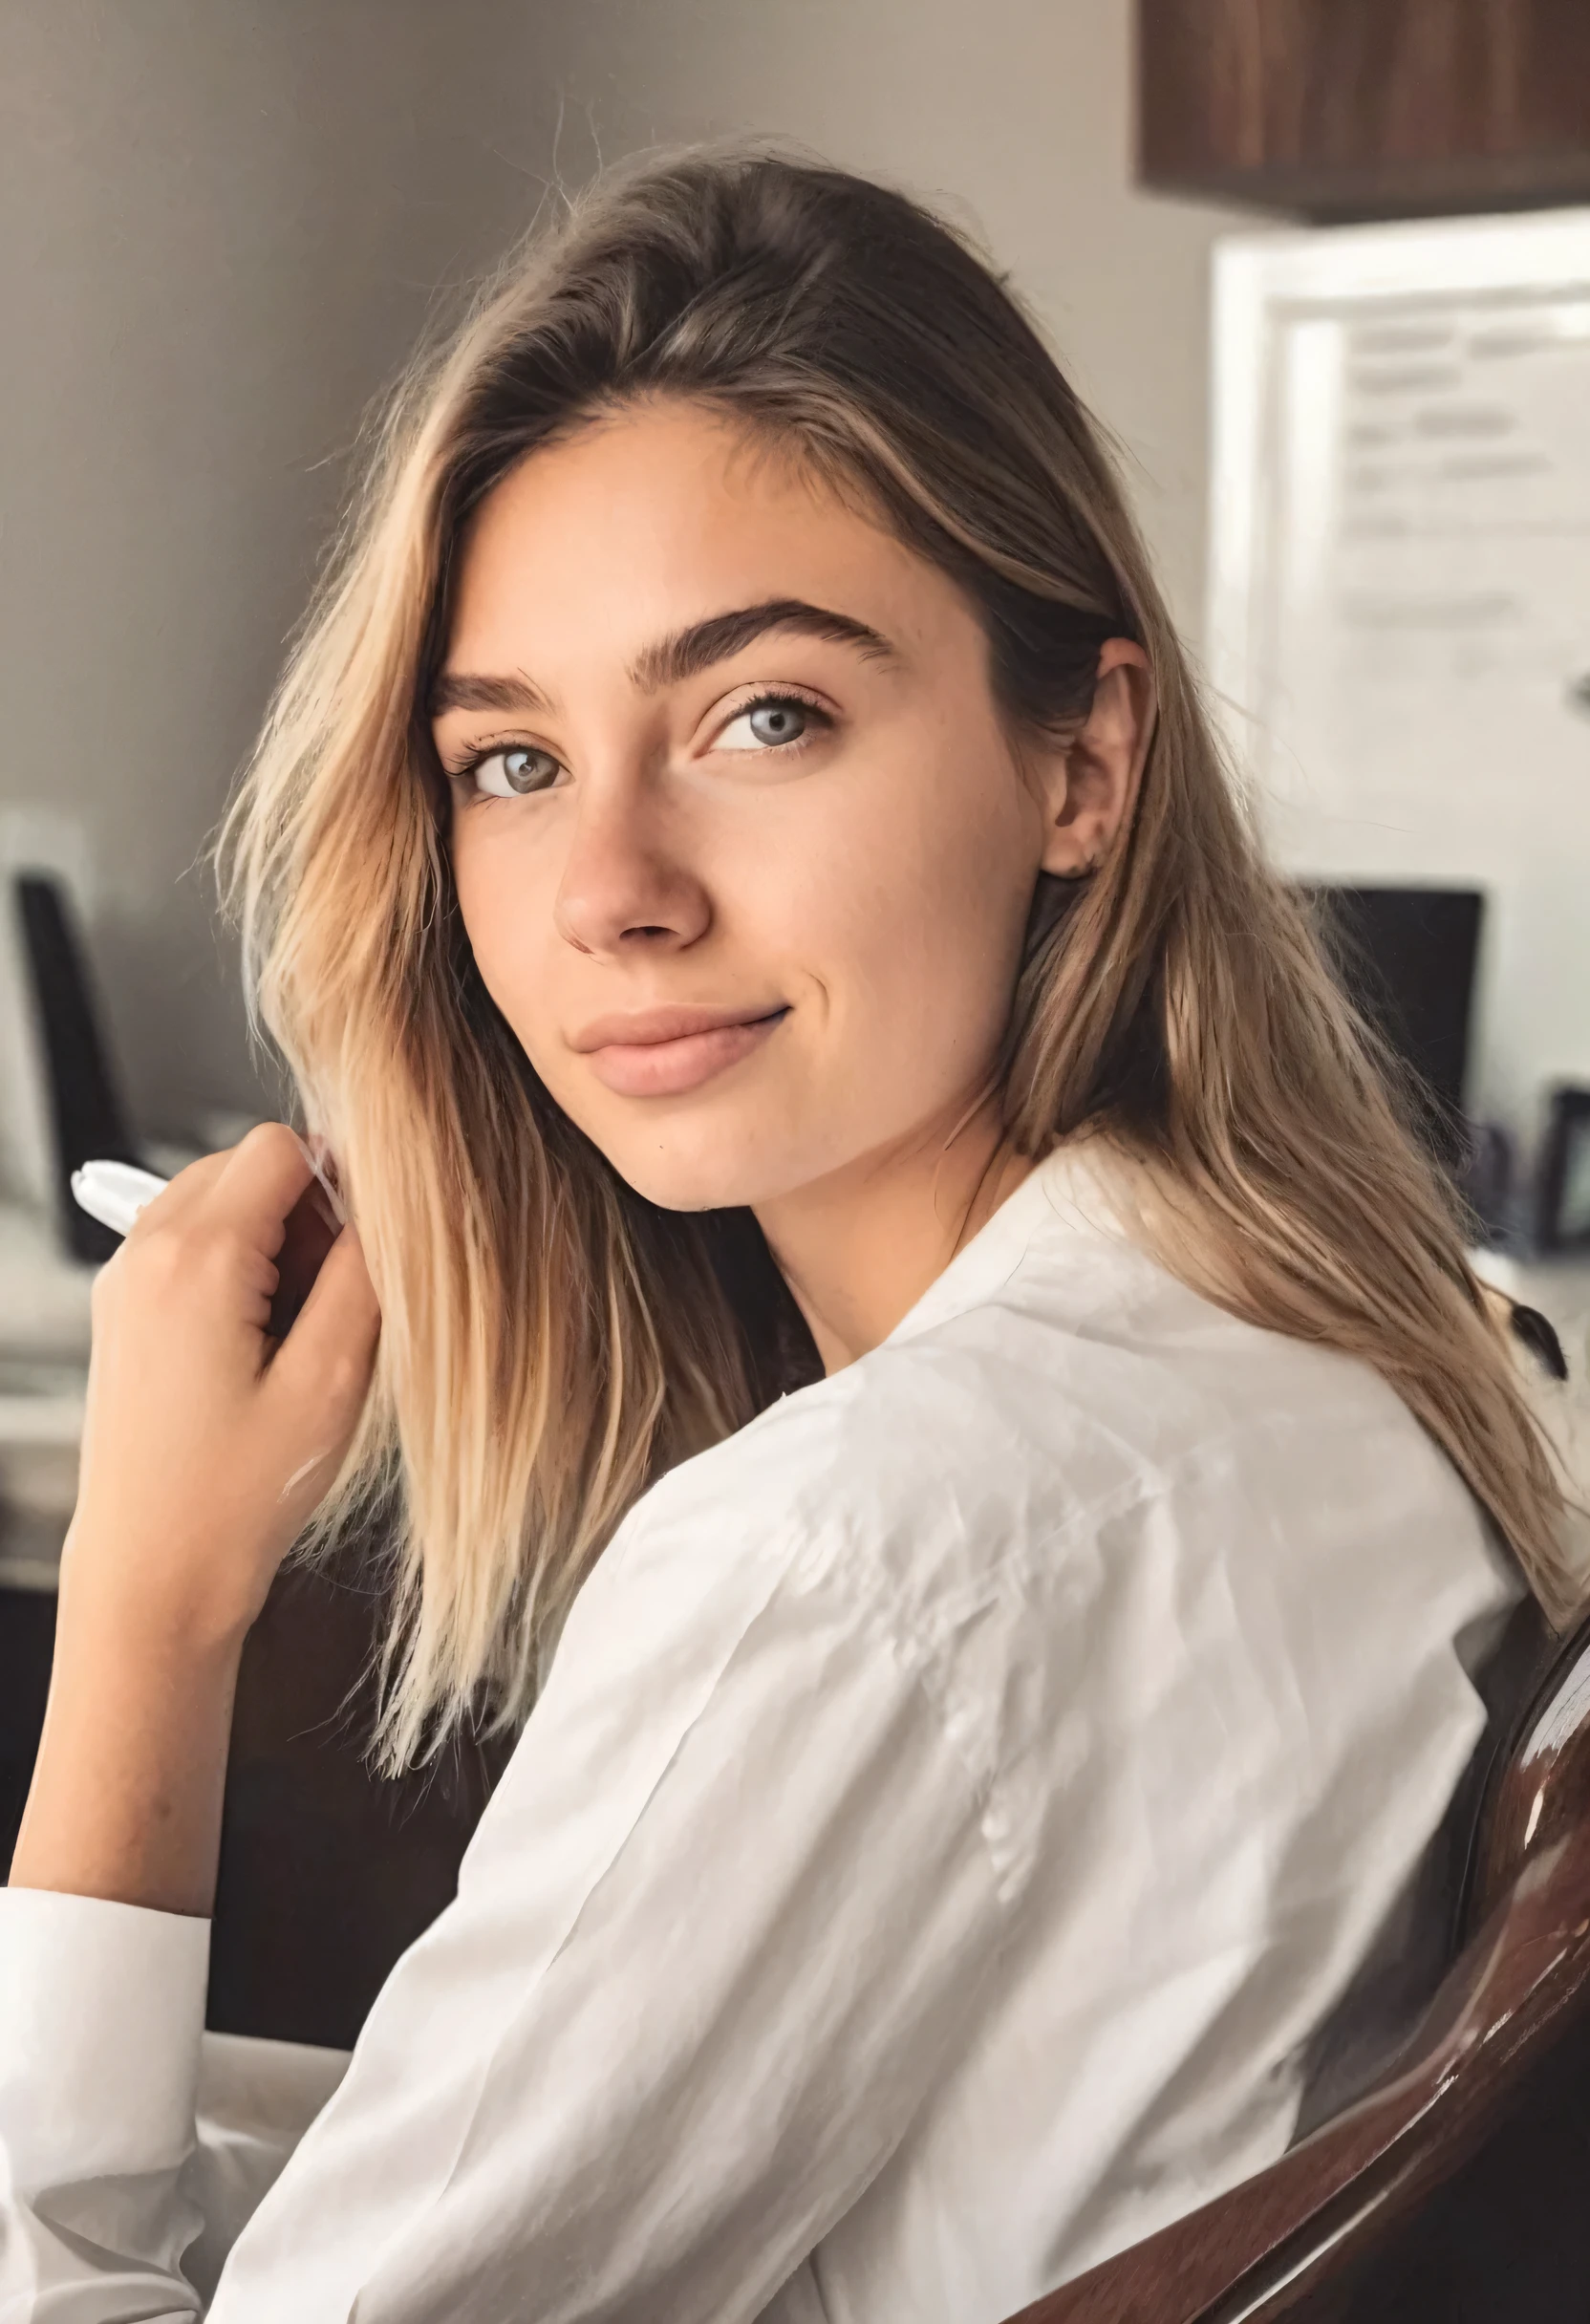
[0, 1, 565, 1181]
[13, 874, 140, 1263]
[1535, 1086, 1590, 1252]
[1300, 882, 1485, 1154]
[1208, 204, 1590, 1236]
[1138, 0, 1590, 221]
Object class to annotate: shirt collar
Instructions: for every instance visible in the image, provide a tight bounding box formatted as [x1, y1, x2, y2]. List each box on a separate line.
[881, 1138, 1127, 1351]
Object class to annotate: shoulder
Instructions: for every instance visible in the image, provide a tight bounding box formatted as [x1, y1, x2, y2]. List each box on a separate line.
[624, 1178, 1483, 1629]
[554, 1168, 1515, 1904]
[597, 1198, 1494, 1780]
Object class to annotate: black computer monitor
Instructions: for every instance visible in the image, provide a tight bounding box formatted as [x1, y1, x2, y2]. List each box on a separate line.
[1299, 884, 1484, 1154]
[12, 872, 140, 1263]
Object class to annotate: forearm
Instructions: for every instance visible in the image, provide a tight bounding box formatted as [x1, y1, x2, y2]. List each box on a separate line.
[10, 1556, 243, 1918]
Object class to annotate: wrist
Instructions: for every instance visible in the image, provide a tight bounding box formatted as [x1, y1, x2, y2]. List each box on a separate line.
[11, 1589, 243, 1917]
[56, 1516, 263, 1664]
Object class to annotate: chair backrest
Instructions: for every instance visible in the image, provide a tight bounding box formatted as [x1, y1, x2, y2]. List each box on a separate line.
[1002, 1608, 1590, 2324]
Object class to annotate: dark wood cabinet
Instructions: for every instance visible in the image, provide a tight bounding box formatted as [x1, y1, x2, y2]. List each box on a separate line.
[1, 1563, 500, 2055]
[1137, 0, 1590, 219]
[208, 1562, 505, 2050]
[0, 1588, 57, 1869]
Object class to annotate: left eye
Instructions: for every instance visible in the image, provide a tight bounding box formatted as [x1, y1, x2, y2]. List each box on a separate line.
[716, 698, 820, 752]
[472, 744, 562, 798]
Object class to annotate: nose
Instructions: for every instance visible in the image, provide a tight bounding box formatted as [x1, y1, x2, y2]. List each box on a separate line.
[552, 780, 712, 959]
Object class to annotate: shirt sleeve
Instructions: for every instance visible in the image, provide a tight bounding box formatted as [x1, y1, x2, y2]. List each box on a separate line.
[0, 1895, 349, 2323]
[1, 1484, 1005, 2323]
[1, 1885, 209, 2320]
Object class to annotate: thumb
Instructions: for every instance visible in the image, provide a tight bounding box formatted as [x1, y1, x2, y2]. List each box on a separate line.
[268, 1222, 382, 1435]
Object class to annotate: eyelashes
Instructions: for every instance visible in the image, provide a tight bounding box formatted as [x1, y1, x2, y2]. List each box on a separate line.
[457, 742, 562, 800]
[713, 688, 833, 754]
[444, 686, 835, 801]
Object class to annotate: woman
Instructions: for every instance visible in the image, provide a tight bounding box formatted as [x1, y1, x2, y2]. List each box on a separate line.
[1, 150, 1573, 2322]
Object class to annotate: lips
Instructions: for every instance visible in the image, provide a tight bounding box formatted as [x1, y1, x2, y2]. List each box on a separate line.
[572, 1004, 789, 1099]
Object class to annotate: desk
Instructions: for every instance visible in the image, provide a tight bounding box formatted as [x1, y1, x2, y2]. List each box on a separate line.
[0, 1372, 80, 1591]
[0, 1198, 91, 1591]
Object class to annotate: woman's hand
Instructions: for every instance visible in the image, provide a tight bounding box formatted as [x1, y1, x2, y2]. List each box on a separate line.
[9, 1124, 380, 1916]
[67, 1121, 380, 1646]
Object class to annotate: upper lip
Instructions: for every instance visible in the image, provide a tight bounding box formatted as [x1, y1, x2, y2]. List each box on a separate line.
[569, 1002, 788, 1052]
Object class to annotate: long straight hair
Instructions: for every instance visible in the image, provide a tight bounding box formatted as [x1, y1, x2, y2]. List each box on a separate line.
[223, 147, 1576, 1770]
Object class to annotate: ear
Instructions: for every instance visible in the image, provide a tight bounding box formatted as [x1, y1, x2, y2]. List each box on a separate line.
[1033, 638, 1154, 878]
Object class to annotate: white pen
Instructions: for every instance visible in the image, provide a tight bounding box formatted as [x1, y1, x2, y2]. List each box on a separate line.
[70, 1158, 169, 1237]
[72, 1146, 346, 1240]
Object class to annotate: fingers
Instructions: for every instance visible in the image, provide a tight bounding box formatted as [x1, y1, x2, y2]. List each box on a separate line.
[121, 1124, 319, 1257]
[204, 1123, 319, 1254]
[121, 1148, 231, 1240]
[110, 1129, 338, 1363]
[269, 1223, 381, 1432]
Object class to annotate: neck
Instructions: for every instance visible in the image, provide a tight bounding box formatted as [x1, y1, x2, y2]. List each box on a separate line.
[754, 1101, 1034, 1375]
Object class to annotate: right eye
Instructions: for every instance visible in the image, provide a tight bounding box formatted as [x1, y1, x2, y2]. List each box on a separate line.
[470, 744, 563, 798]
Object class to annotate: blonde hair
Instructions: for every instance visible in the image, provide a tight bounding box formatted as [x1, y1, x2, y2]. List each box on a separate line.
[223, 147, 1576, 1770]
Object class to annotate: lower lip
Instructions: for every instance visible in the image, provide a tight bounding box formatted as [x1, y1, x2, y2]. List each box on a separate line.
[585, 1012, 788, 1098]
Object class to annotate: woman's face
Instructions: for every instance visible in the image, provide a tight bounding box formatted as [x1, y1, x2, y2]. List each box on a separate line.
[435, 398, 1119, 1214]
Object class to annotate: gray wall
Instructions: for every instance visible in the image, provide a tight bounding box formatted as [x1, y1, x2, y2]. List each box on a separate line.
[0, 0, 1241, 1164]
[533, 0, 1250, 637]
[0, 0, 559, 1163]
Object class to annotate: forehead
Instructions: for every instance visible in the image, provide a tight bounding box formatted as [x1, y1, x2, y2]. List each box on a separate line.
[443, 398, 960, 675]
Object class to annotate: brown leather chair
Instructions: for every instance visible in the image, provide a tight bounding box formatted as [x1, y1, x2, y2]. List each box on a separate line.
[1002, 1605, 1590, 2324]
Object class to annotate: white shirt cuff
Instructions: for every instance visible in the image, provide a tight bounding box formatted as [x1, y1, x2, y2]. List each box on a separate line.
[0, 1887, 210, 2184]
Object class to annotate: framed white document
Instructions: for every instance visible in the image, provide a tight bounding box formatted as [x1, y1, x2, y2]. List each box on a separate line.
[1208, 209, 1590, 1135]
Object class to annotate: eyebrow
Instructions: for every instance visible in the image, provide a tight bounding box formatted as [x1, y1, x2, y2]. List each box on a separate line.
[428, 596, 897, 720]
[630, 597, 897, 691]
[427, 668, 552, 718]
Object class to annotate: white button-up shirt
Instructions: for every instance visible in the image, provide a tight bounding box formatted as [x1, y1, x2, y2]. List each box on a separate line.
[0, 1146, 1518, 2322]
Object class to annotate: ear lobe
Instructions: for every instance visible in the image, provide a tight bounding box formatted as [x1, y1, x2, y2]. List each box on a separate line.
[1037, 640, 1153, 880]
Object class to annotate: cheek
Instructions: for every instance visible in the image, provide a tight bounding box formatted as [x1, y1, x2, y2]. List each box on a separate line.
[450, 823, 563, 1050]
[796, 745, 1038, 1065]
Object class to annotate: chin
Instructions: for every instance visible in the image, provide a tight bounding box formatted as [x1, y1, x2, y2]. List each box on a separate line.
[604, 1142, 769, 1215]
[582, 1104, 816, 1216]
